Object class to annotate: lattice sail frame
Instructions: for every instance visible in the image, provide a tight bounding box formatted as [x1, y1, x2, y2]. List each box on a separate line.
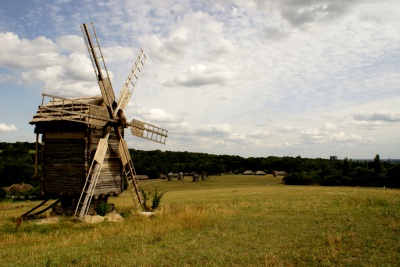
[73, 23, 168, 218]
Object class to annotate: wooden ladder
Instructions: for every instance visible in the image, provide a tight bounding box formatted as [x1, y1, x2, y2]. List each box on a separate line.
[74, 137, 108, 219]
[123, 159, 143, 208]
[81, 22, 115, 109]
[118, 139, 143, 207]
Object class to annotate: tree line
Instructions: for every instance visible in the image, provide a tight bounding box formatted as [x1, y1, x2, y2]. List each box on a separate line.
[130, 149, 400, 188]
[0, 142, 399, 191]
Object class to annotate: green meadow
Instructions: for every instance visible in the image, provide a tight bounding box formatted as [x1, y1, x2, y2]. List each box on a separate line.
[0, 174, 399, 266]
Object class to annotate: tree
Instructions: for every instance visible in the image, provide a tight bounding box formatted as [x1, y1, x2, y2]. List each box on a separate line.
[0, 187, 6, 199]
[342, 157, 351, 176]
[0, 161, 34, 186]
[283, 172, 317, 185]
[374, 154, 384, 174]
[387, 164, 400, 188]
[147, 166, 160, 179]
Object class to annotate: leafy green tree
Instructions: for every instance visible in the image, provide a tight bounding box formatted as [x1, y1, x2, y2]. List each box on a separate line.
[283, 172, 317, 185]
[342, 157, 352, 176]
[321, 173, 342, 186]
[147, 165, 160, 179]
[0, 187, 6, 199]
[0, 161, 34, 186]
[374, 154, 383, 174]
[387, 164, 400, 188]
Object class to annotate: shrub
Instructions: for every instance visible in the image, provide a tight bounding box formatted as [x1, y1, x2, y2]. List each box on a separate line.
[96, 201, 113, 216]
[140, 188, 152, 211]
[26, 186, 41, 198]
[151, 186, 166, 210]
[283, 172, 317, 185]
[321, 174, 342, 186]
[140, 186, 166, 211]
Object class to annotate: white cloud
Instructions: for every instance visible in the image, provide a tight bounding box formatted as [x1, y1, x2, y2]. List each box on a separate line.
[56, 35, 85, 53]
[351, 120, 389, 129]
[0, 32, 59, 69]
[278, 125, 297, 133]
[301, 123, 365, 145]
[163, 64, 232, 87]
[353, 110, 400, 122]
[0, 123, 17, 132]
[267, 0, 363, 28]
[351, 110, 400, 129]
[196, 123, 233, 136]
[331, 132, 362, 142]
[248, 130, 270, 139]
[323, 122, 337, 130]
[0, 73, 15, 83]
[136, 107, 178, 124]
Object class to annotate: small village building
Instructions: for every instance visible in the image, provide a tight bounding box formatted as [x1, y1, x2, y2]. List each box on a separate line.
[272, 171, 287, 177]
[243, 170, 254, 175]
[136, 175, 149, 180]
[255, 170, 266, 175]
[5, 183, 33, 193]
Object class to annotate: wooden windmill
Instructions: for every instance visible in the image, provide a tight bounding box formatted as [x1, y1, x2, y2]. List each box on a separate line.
[29, 23, 168, 219]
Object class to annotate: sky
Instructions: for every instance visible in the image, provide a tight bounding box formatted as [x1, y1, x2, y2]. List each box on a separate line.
[0, 0, 399, 160]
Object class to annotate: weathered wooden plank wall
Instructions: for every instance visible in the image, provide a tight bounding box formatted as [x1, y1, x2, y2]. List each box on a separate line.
[38, 121, 124, 197]
[90, 127, 123, 196]
[42, 130, 87, 195]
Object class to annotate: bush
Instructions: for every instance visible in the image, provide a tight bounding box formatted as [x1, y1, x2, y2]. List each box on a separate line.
[320, 172, 344, 186]
[96, 201, 113, 216]
[26, 186, 41, 198]
[283, 172, 316, 185]
[140, 188, 152, 211]
[151, 186, 166, 210]
[140, 186, 166, 211]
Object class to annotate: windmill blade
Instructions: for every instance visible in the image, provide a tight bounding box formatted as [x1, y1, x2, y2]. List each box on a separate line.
[114, 49, 146, 116]
[118, 139, 131, 167]
[81, 23, 115, 109]
[116, 130, 143, 207]
[75, 136, 109, 219]
[93, 138, 108, 164]
[129, 119, 168, 144]
[98, 76, 115, 109]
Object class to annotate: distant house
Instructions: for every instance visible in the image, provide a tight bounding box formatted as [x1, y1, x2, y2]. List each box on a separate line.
[5, 183, 33, 193]
[272, 171, 287, 177]
[136, 175, 149, 180]
[255, 170, 266, 175]
[243, 170, 254, 175]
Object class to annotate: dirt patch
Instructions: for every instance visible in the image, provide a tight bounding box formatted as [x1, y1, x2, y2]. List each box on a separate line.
[139, 211, 155, 217]
[83, 211, 124, 223]
[83, 215, 104, 223]
[105, 210, 124, 222]
[34, 211, 124, 225]
[36, 217, 60, 224]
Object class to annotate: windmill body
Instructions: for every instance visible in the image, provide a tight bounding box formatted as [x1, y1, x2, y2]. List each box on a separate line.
[29, 23, 167, 217]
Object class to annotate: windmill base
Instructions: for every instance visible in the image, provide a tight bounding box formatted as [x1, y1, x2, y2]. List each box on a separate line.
[51, 195, 111, 216]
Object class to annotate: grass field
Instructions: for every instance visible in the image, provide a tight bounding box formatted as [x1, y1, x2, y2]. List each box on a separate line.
[1, 174, 399, 266]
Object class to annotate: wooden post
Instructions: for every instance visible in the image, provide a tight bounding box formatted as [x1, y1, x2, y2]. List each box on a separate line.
[34, 133, 39, 177]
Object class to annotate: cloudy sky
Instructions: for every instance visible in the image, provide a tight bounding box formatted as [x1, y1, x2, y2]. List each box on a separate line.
[0, 0, 399, 159]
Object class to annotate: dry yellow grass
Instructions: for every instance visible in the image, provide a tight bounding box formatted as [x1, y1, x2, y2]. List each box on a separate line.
[0, 174, 399, 266]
